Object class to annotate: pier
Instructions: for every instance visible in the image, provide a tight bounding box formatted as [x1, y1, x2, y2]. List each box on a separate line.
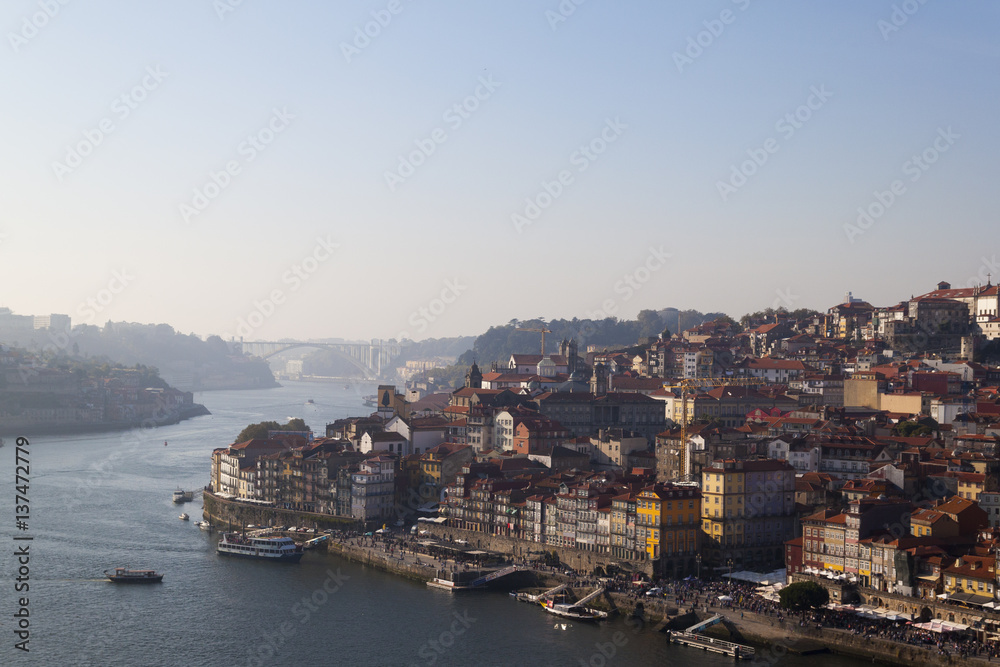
[668, 614, 755, 660]
[669, 630, 755, 660]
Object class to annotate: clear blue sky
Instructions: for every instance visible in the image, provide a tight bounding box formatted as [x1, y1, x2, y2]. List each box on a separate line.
[1, 1, 998, 342]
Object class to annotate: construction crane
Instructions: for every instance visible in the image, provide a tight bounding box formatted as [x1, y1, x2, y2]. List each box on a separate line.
[664, 377, 770, 480]
[515, 326, 552, 356]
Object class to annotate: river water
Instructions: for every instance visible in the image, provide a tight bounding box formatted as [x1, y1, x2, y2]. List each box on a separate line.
[0, 381, 867, 666]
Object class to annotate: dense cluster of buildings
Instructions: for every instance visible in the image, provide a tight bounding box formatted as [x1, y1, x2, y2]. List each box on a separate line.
[207, 279, 1000, 589]
[0, 347, 197, 431]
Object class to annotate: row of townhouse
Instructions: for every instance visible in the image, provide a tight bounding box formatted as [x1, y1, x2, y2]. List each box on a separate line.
[442, 469, 703, 576]
[209, 436, 400, 524]
[791, 496, 993, 598]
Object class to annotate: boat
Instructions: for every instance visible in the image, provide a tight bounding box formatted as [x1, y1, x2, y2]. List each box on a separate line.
[104, 568, 164, 583]
[306, 399, 315, 404]
[173, 489, 194, 503]
[541, 600, 608, 621]
[303, 534, 329, 550]
[195, 521, 213, 531]
[179, 513, 189, 521]
[363, 394, 378, 407]
[217, 532, 303, 562]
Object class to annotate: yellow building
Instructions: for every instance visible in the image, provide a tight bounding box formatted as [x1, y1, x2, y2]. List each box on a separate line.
[943, 555, 996, 598]
[635, 483, 701, 577]
[701, 458, 797, 570]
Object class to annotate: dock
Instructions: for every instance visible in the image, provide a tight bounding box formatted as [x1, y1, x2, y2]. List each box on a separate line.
[668, 615, 756, 660]
[427, 565, 525, 592]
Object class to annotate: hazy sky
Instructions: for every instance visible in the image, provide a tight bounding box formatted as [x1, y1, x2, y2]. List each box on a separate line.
[2, 1, 998, 343]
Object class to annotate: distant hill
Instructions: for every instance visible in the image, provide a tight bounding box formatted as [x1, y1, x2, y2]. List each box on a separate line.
[454, 309, 731, 367]
[1, 321, 277, 391]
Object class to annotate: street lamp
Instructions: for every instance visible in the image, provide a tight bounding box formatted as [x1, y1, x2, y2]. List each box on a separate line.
[696, 553, 702, 580]
[727, 558, 734, 590]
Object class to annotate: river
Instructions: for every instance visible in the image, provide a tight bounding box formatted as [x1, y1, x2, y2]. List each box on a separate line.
[0, 381, 868, 666]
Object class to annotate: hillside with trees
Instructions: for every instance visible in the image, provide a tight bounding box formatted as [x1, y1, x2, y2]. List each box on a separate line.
[454, 309, 730, 367]
[3, 321, 277, 391]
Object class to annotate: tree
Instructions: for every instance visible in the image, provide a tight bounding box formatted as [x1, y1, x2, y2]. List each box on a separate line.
[778, 581, 829, 611]
[235, 418, 310, 443]
[893, 420, 933, 437]
[636, 309, 664, 339]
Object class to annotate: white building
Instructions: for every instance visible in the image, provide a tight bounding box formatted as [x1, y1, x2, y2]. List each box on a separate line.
[351, 455, 396, 523]
[767, 437, 821, 474]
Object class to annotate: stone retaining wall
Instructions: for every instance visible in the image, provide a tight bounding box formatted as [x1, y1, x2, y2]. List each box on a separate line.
[424, 525, 655, 577]
[203, 492, 359, 532]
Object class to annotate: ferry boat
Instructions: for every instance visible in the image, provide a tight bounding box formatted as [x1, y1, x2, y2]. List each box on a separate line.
[217, 533, 303, 562]
[104, 568, 164, 583]
[173, 489, 194, 503]
[363, 394, 378, 407]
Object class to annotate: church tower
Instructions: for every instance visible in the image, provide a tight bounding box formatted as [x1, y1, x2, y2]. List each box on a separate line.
[465, 362, 483, 389]
[590, 362, 607, 396]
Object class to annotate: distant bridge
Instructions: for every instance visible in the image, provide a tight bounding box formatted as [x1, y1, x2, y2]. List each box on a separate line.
[235, 339, 402, 378]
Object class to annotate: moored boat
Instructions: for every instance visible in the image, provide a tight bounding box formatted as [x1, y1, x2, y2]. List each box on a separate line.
[541, 600, 608, 621]
[179, 513, 189, 521]
[104, 568, 164, 583]
[217, 532, 303, 562]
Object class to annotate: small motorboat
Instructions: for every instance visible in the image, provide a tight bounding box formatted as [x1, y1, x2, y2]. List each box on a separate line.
[195, 521, 212, 531]
[105, 568, 164, 583]
[179, 513, 189, 521]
